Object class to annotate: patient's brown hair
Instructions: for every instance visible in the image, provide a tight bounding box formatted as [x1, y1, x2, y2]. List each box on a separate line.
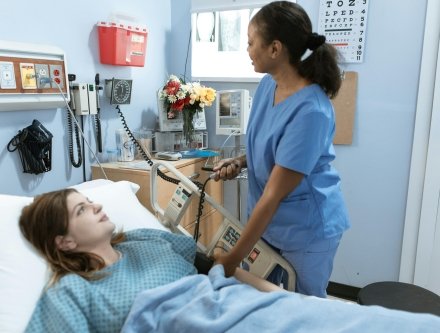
[19, 188, 125, 285]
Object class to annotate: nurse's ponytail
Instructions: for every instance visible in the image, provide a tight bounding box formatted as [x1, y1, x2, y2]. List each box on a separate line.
[298, 37, 342, 99]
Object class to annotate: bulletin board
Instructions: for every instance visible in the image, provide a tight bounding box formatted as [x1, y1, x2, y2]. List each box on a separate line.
[332, 71, 357, 145]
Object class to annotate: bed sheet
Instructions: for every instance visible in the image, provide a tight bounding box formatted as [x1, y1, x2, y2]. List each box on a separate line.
[122, 264, 440, 333]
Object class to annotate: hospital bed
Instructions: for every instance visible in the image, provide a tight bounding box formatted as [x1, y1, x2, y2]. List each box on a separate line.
[149, 160, 296, 291]
[1, 179, 440, 333]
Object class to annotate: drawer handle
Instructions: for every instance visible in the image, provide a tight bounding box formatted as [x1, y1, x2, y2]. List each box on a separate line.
[188, 172, 200, 180]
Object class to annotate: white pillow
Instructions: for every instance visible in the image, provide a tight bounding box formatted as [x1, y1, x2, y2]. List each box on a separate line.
[0, 194, 48, 333]
[74, 180, 168, 232]
[0, 180, 167, 333]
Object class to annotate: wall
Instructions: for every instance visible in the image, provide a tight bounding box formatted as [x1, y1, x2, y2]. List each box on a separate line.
[0, 0, 171, 196]
[0, 0, 430, 289]
[172, 0, 429, 288]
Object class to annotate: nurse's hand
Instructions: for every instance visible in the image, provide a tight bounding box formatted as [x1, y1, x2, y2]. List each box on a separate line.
[213, 252, 241, 277]
[212, 158, 242, 181]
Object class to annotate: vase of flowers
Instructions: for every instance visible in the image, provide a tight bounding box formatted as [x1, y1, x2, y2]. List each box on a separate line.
[159, 75, 216, 148]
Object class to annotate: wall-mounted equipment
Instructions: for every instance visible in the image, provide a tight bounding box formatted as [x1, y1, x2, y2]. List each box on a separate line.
[0, 40, 69, 111]
[215, 89, 251, 135]
[105, 78, 132, 105]
[71, 83, 98, 115]
[97, 21, 148, 67]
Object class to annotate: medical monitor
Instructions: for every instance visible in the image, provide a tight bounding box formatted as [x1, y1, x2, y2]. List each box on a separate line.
[215, 89, 251, 136]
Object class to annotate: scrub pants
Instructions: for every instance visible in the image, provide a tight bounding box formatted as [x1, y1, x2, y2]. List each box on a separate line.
[266, 234, 342, 298]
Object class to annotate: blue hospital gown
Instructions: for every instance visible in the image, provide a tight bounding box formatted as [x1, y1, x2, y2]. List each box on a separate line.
[25, 229, 197, 333]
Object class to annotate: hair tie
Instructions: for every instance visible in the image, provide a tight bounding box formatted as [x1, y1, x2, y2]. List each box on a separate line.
[307, 33, 326, 51]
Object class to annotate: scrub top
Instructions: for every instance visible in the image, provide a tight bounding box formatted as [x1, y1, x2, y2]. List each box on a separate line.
[246, 74, 350, 252]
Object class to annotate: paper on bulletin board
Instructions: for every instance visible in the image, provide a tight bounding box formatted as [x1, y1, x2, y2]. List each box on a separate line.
[332, 71, 357, 145]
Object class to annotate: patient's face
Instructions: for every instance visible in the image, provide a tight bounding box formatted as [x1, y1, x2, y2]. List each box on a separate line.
[64, 192, 115, 252]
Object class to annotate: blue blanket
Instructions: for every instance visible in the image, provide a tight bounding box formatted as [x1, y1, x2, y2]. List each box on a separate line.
[122, 265, 440, 333]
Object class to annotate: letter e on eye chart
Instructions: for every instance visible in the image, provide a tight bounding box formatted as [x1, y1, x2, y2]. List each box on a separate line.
[318, 0, 369, 63]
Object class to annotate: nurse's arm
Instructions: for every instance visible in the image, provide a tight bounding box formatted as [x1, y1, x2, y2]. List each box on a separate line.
[217, 165, 304, 275]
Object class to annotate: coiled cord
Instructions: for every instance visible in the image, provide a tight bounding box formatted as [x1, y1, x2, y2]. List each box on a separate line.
[94, 113, 102, 153]
[116, 105, 211, 234]
[116, 105, 181, 185]
[193, 177, 211, 241]
[67, 106, 82, 168]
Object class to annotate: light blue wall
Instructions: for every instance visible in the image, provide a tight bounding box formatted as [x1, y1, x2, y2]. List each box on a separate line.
[172, 0, 429, 288]
[0, 0, 429, 288]
[0, 0, 171, 195]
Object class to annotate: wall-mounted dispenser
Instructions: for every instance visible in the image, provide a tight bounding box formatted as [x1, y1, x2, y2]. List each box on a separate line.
[0, 40, 69, 112]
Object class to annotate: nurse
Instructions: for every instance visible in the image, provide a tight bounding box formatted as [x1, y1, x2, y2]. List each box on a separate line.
[213, 1, 350, 297]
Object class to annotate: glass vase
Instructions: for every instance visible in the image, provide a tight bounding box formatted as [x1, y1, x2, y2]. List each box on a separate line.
[182, 109, 195, 149]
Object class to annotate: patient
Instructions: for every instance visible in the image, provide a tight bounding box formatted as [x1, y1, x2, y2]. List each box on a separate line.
[19, 188, 280, 333]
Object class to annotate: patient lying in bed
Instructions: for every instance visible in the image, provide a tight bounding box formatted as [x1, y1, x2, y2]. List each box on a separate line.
[15, 183, 440, 333]
[18, 187, 280, 333]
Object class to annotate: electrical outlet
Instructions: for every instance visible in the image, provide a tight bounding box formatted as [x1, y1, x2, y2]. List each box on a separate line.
[35, 64, 51, 89]
[49, 64, 65, 89]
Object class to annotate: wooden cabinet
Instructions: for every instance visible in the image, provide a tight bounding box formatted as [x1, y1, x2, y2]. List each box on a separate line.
[91, 158, 224, 247]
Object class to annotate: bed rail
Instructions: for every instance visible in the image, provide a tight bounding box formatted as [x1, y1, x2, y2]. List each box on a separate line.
[150, 160, 296, 291]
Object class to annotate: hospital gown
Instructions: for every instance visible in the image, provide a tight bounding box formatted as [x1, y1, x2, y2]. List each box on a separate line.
[24, 229, 197, 333]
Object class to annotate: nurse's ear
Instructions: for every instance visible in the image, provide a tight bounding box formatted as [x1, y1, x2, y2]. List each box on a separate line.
[55, 235, 77, 251]
[270, 40, 283, 59]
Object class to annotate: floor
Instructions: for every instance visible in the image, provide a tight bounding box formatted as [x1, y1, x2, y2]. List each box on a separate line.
[327, 295, 356, 304]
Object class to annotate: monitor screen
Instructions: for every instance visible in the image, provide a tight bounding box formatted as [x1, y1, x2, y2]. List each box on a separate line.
[216, 89, 250, 135]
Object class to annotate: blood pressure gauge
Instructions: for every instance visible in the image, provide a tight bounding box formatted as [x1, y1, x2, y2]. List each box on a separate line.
[105, 78, 132, 105]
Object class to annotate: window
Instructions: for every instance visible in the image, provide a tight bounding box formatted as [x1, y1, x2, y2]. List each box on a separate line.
[191, 0, 295, 82]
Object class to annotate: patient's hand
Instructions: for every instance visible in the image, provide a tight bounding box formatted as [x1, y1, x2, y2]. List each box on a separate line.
[234, 268, 285, 292]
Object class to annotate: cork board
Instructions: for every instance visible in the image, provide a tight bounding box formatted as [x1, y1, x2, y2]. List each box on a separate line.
[332, 71, 358, 145]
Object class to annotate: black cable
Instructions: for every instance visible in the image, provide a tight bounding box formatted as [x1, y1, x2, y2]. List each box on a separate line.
[184, 28, 192, 81]
[193, 177, 211, 242]
[115, 105, 209, 234]
[95, 73, 103, 153]
[116, 105, 183, 186]
[67, 106, 82, 168]
[80, 116, 86, 183]
[94, 114, 102, 153]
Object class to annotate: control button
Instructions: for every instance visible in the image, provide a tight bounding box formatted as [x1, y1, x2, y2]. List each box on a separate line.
[247, 248, 260, 263]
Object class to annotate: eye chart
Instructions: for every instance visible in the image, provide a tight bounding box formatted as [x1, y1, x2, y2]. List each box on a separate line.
[318, 0, 369, 63]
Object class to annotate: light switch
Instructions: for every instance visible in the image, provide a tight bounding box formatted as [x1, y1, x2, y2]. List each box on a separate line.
[0, 61, 16, 89]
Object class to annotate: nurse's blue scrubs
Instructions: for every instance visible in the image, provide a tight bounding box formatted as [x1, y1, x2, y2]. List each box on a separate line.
[246, 75, 350, 297]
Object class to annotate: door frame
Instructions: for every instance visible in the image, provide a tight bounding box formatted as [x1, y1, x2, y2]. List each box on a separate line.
[400, 0, 440, 286]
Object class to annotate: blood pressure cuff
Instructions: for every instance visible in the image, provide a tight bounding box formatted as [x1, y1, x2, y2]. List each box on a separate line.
[194, 251, 214, 275]
[7, 119, 53, 174]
